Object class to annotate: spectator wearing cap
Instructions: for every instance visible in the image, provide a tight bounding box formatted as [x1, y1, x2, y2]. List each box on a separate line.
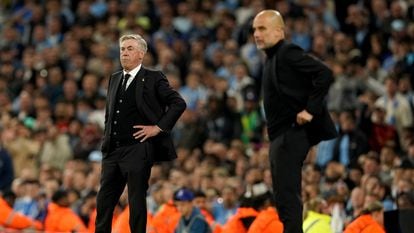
[174, 188, 211, 233]
[343, 201, 385, 233]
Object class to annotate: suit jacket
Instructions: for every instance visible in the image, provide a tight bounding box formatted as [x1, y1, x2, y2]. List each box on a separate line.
[101, 67, 186, 161]
[271, 40, 337, 145]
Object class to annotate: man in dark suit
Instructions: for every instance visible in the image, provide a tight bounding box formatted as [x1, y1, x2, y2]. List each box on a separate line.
[252, 10, 337, 233]
[95, 34, 186, 233]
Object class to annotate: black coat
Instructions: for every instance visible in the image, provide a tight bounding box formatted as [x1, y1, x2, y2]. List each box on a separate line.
[264, 40, 337, 145]
[101, 67, 186, 161]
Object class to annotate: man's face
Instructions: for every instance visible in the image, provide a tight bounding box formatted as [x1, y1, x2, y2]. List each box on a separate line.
[253, 14, 283, 50]
[120, 39, 145, 71]
[175, 201, 193, 217]
[193, 196, 207, 209]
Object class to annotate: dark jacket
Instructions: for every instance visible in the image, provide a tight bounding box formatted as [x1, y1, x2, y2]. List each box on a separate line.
[263, 40, 337, 145]
[101, 67, 186, 161]
[175, 207, 211, 233]
[332, 129, 369, 167]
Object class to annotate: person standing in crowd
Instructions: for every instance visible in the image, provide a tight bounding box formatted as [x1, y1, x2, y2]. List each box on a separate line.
[173, 188, 211, 233]
[252, 10, 337, 233]
[95, 34, 186, 233]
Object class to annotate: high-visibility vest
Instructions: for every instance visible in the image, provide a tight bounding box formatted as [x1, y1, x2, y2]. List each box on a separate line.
[148, 200, 181, 233]
[0, 197, 43, 230]
[44, 202, 88, 233]
[221, 207, 258, 233]
[248, 207, 284, 233]
[344, 214, 385, 233]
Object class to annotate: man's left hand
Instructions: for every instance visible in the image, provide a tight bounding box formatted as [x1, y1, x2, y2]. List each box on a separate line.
[133, 125, 162, 142]
[296, 110, 313, 125]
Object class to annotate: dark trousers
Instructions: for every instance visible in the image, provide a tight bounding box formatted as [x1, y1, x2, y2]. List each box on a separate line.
[269, 126, 310, 233]
[95, 142, 153, 233]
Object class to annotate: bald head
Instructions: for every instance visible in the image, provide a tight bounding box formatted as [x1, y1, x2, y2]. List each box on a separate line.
[256, 10, 285, 29]
[253, 10, 285, 50]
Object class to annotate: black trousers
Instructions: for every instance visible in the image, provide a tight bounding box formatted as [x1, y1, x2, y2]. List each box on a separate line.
[269, 126, 310, 233]
[95, 142, 153, 233]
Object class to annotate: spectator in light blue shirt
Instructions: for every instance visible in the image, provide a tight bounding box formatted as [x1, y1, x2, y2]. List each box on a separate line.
[179, 72, 208, 111]
[212, 185, 239, 225]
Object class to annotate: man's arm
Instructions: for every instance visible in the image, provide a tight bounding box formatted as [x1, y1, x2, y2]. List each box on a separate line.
[284, 44, 334, 116]
[153, 71, 187, 131]
[133, 71, 186, 142]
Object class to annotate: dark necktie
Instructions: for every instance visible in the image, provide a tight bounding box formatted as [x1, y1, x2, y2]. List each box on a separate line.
[122, 74, 131, 91]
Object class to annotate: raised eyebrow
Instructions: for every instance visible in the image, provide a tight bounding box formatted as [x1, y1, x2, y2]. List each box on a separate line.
[254, 25, 266, 30]
[120, 45, 135, 49]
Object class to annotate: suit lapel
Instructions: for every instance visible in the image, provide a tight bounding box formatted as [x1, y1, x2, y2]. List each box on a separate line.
[134, 67, 159, 124]
[109, 72, 122, 113]
[135, 67, 156, 122]
[135, 67, 145, 108]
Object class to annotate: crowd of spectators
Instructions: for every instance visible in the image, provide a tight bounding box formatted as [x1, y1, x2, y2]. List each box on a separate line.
[0, 0, 413, 232]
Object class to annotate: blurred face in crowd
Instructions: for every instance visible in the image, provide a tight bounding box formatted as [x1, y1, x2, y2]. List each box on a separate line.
[253, 10, 285, 50]
[175, 201, 193, 218]
[350, 187, 365, 209]
[372, 209, 384, 226]
[119, 36, 146, 72]
[221, 186, 238, 208]
[384, 78, 398, 97]
[193, 195, 208, 210]
[365, 176, 380, 194]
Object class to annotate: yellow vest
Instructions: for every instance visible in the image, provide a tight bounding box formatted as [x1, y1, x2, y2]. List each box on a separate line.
[303, 211, 333, 233]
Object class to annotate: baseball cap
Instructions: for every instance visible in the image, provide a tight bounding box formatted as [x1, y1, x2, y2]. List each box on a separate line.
[174, 188, 194, 202]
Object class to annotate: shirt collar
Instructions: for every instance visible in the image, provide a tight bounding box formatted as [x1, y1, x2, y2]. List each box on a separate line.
[124, 64, 141, 78]
[264, 39, 284, 57]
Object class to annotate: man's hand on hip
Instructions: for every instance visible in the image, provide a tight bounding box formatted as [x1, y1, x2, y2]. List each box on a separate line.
[296, 110, 313, 125]
[133, 125, 162, 142]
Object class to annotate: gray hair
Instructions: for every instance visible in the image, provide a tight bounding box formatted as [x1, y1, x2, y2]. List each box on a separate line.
[119, 34, 148, 53]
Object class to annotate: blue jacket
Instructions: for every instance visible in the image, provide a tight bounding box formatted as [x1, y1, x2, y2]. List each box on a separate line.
[175, 207, 211, 233]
